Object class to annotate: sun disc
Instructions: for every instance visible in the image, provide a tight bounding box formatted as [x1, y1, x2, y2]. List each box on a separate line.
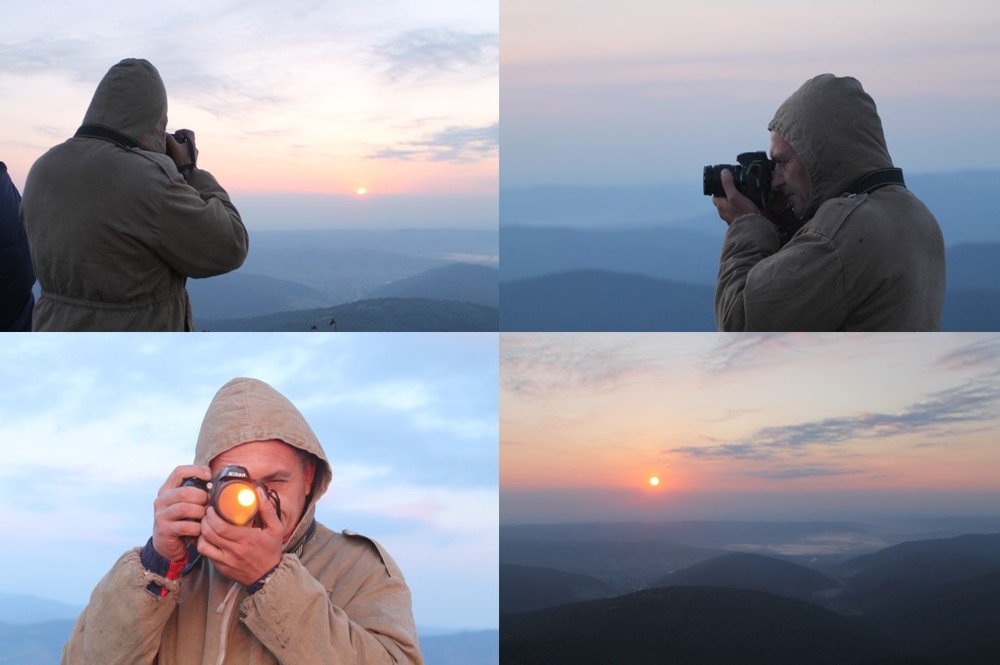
[356, 187, 368, 196]
[648, 476, 660, 487]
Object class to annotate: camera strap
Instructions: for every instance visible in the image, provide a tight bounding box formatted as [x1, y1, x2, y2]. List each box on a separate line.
[848, 168, 905, 196]
[74, 124, 142, 151]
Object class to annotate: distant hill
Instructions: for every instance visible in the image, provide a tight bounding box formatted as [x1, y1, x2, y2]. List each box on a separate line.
[500, 586, 900, 665]
[199, 297, 498, 332]
[188, 272, 329, 320]
[500, 169, 1000, 244]
[0, 620, 73, 665]
[366, 263, 499, 308]
[500, 270, 715, 331]
[500, 538, 723, 593]
[837, 533, 1000, 613]
[420, 630, 498, 665]
[654, 552, 838, 602]
[500, 225, 720, 284]
[500, 564, 615, 614]
[0, 593, 82, 625]
[236, 228, 499, 308]
[499, 255, 999, 332]
[866, 568, 1000, 665]
[839, 532, 1000, 575]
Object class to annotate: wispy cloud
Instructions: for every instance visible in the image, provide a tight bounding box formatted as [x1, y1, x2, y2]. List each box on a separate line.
[935, 335, 1000, 371]
[671, 373, 1000, 460]
[374, 28, 498, 81]
[501, 334, 658, 398]
[747, 465, 863, 480]
[371, 123, 498, 163]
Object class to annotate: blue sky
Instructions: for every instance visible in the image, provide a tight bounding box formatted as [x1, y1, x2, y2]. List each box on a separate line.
[0, 333, 498, 631]
[502, 0, 1000, 188]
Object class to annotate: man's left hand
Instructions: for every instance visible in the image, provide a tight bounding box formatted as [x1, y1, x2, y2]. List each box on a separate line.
[197, 486, 284, 587]
[713, 169, 761, 225]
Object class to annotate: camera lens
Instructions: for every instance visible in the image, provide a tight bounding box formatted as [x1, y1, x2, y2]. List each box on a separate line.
[214, 480, 258, 525]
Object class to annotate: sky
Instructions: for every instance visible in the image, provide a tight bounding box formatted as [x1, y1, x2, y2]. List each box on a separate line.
[501, 333, 1000, 524]
[0, 333, 498, 632]
[502, 0, 1000, 189]
[1, 0, 498, 229]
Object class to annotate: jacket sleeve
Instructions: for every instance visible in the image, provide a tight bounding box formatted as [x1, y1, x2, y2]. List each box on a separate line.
[61, 549, 181, 665]
[240, 547, 424, 665]
[151, 167, 249, 278]
[715, 213, 848, 331]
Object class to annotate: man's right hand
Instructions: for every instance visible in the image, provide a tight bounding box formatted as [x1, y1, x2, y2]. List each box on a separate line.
[713, 169, 761, 225]
[152, 465, 212, 562]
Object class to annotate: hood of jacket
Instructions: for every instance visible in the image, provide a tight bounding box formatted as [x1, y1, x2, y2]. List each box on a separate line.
[768, 74, 894, 220]
[81, 58, 168, 153]
[194, 377, 333, 549]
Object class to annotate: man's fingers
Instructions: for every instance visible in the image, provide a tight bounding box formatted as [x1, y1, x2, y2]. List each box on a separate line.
[720, 169, 738, 199]
[162, 465, 212, 491]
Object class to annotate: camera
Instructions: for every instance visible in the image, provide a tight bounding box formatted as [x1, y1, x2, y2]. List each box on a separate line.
[167, 129, 197, 165]
[182, 465, 280, 526]
[703, 151, 774, 211]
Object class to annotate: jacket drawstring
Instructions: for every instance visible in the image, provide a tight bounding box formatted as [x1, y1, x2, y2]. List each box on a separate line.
[215, 582, 241, 665]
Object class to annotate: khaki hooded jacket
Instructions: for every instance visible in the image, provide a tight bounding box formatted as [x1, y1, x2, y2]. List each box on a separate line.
[20, 59, 248, 331]
[61, 378, 423, 665]
[715, 74, 946, 331]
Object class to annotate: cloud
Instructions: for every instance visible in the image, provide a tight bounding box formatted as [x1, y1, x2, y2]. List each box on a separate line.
[0, 37, 106, 83]
[748, 465, 863, 480]
[501, 334, 658, 399]
[671, 373, 1000, 460]
[371, 123, 498, 163]
[935, 335, 1000, 372]
[374, 28, 498, 81]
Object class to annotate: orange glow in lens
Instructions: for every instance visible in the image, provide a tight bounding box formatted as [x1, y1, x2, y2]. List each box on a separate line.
[216, 482, 258, 525]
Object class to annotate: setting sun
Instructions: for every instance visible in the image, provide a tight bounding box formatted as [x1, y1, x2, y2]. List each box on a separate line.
[648, 476, 661, 487]
[356, 187, 368, 196]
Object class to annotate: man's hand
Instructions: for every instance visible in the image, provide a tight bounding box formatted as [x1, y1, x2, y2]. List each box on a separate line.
[197, 486, 284, 587]
[152, 465, 212, 562]
[165, 129, 198, 170]
[712, 169, 761, 225]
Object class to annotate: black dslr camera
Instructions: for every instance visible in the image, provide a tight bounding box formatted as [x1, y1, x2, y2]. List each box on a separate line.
[703, 151, 774, 211]
[182, 465, 281, 527]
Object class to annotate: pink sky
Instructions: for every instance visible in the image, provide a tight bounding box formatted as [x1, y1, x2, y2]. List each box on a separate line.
[501, 333, 1000, 522]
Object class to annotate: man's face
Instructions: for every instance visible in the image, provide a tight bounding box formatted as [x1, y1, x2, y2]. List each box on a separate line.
[210, 439, 316, 540]
[770, 131, 811, 219]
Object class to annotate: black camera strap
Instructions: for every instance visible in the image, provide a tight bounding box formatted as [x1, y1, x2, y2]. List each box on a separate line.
[74, 124, 142, 151]
[848, 168, 905, 196]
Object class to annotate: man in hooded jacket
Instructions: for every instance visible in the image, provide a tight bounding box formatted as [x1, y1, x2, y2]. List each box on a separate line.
[711, 74, 945, 331]
[20, 58, 248, 331]
[61, 377, 424, 665]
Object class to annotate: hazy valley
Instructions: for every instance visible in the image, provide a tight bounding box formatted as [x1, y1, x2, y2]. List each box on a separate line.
[188, 228, 498, 331]
[499, 518, 1000, 664]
